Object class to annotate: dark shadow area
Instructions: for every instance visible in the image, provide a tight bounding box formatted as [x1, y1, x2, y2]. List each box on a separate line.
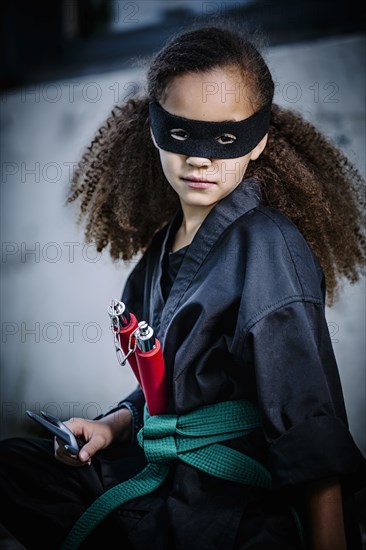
[1, 0, 365, 91]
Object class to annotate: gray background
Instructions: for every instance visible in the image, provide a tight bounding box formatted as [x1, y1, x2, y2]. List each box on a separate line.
[1, 33, 365, 454]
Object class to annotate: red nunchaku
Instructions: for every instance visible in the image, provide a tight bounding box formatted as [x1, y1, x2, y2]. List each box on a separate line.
[108, 300, 168, 416]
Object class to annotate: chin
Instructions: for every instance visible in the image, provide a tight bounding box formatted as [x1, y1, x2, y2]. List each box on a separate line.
[183, 198, 216, 208]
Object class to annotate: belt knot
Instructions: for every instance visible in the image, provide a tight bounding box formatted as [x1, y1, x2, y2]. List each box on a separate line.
[137, 414, 178, 464]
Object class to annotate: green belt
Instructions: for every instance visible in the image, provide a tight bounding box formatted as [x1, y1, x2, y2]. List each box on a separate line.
[62, 400, 302, 549]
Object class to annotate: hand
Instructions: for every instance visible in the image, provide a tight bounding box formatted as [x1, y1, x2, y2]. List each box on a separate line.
[54, 408, 132, 467]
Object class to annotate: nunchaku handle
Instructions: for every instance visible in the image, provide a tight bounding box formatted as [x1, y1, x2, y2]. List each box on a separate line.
[136, 339, 168, 416]
[108, 300, 168, 415]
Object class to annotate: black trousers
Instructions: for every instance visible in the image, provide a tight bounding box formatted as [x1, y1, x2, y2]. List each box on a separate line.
[0, 436, 148, 549]
[2, 435, 352, 550]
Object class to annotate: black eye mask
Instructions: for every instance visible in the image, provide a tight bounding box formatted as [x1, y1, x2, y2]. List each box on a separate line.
[149, 100, 272, 159]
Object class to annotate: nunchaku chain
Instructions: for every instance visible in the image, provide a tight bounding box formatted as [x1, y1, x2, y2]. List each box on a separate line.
[120, 322, 155, 365]
[107, 299, 128, 365]
[121, 330, 138, 366]
[107, 299, 168, 416]
[107, 299, 155, 366]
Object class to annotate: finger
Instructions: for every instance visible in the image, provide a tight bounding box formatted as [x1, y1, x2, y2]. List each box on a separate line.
[54, 438, 90, 467]
[54, 437, 78, 462]
[63, 418, 86, 439]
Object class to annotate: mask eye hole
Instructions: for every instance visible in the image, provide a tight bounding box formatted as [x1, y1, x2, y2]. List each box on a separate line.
[215, 133, 237, 145]
[170, 128, 189, 141]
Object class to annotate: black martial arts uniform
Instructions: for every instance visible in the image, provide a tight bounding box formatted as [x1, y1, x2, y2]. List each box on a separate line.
[1, 178, 365, 549]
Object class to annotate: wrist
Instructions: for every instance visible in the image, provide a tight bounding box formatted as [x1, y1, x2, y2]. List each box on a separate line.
[99, 407, 132, 442]
[119, 401, 144, 442]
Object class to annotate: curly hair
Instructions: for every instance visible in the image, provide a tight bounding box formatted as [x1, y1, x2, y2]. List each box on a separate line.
[67, 25, 365, 305]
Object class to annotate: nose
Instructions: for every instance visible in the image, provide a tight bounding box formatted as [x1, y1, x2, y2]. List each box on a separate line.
[186, 156, 212, 167]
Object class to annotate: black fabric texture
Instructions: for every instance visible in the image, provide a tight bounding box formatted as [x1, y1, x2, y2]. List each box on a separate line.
[1, 177, 365, 549]
[161, 242, 189, 302]
[149, 100, 272, 158]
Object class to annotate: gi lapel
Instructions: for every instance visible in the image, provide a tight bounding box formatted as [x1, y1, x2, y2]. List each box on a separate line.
[148, 210, 182, 336]
[159, 178, 263, 343]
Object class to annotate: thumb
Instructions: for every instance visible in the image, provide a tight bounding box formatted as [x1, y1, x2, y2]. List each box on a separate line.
[78, 435, 102, 462]
[78, 447, 90, 462]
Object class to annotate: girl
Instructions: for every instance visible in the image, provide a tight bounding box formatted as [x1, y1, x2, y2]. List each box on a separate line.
[1, 25, 366, 550]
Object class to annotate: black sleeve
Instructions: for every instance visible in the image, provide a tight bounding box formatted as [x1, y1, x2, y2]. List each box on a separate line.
[243, 299, 366, 495]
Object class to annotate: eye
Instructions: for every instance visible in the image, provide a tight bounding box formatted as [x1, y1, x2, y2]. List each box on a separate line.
[170, 128, 189, 141]
[215, 133, 237, 145]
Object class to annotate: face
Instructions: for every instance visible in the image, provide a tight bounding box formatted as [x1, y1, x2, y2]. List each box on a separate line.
[150, 67, 268, 215]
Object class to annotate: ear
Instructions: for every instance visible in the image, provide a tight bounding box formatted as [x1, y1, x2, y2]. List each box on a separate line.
[150, 128, 159, 149]
[249, 133, 268, 161]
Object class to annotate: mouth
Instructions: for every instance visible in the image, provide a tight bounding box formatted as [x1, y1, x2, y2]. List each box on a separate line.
[181, 176, 216, 189]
